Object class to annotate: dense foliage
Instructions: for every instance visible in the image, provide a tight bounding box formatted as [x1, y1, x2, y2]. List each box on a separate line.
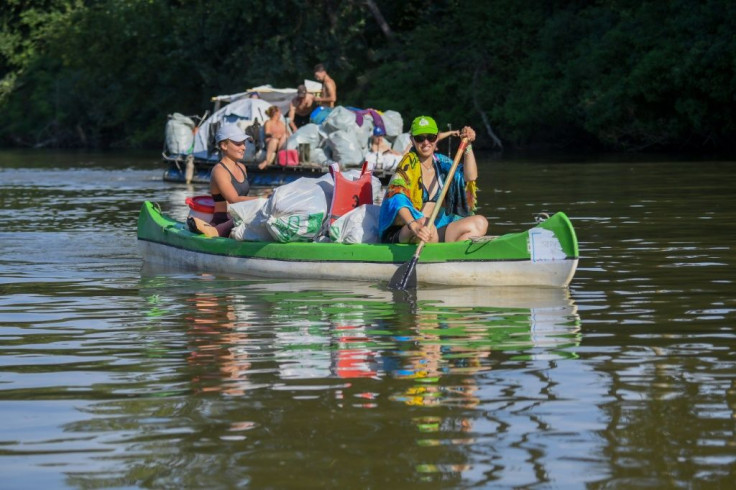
[1, 0, 734, 152]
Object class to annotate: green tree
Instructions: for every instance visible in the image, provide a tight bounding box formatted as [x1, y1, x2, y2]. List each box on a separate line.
[1, 0, 734, 152]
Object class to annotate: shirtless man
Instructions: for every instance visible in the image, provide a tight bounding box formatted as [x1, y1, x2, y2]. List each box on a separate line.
[288, 84, 315, 132]
[313, 63, 337, 108]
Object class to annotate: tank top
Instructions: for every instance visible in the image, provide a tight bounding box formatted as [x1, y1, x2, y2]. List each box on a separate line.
[212, 161, 250, 202]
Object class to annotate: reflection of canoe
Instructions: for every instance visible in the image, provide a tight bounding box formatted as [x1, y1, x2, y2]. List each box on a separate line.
[137, 201, 579, 287]
[244, 280, 582, 358]
[241, 280, 576, 310]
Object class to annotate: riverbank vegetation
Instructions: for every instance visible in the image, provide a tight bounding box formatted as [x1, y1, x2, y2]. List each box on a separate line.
[1, 0, 734, 152]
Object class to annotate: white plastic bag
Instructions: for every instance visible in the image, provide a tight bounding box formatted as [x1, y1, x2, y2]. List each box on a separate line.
[322, 106, 359, 133]
[363, 151, 401, 173]
[355, 114, 374, 149]
[329, 204, 381, 244]
[326, 130, 364, 166]
[264, 177, 328, 242]
[381, 110, 404, 137]
[285, 123, 325, 152]
[392, 132, 412, 154]
[229, 198, 272, 241]
[310, 147, 331, 165]
[165, 113, 195, 155]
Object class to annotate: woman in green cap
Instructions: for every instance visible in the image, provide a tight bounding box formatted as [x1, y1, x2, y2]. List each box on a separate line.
[378, 116, 488, 243]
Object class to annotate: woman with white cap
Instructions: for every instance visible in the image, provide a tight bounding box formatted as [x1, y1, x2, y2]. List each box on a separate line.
[188, 124, 261, 237]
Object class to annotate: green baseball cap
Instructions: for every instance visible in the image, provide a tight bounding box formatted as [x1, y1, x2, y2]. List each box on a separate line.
[410, 116, 438, 136]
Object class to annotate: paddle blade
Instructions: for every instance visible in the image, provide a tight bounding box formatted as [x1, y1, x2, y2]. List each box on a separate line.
[390, 287, 418, 311]
[388, 256, 418, 290]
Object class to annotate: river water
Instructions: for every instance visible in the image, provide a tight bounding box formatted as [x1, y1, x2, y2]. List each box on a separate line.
[1, 149, 734, 488]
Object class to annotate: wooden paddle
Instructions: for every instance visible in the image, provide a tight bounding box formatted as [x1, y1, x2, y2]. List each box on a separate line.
[389, 136, 470, 290]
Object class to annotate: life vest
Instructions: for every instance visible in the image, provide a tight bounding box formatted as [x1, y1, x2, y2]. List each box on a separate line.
[328, 161, 374, 223]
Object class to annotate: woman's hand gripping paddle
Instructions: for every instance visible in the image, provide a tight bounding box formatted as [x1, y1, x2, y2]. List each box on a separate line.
[389, 137, 470, 290]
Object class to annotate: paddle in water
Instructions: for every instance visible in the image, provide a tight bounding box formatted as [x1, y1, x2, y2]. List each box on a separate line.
[388, 137, 470, 290]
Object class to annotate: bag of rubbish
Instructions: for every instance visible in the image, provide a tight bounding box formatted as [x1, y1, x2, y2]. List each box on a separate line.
[323, 106, 359, 134]
[310, 147, 331, 165]
[363, 151, 401, 173]
[264, 177, 328, 242]
[381, 110, 404, 137]
[392, 132, 412, 153]
[329, 204, 381, 244]
[286, 123, 324, 152]
[326, 130, 363, 166]
[229, 198, 272, 241]
[315, 172, 335, 205]
[165, 113, 195, 155]
[356, 122, 373, 150]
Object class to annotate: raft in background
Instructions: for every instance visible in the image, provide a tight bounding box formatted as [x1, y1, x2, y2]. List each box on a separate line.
[163, 84, 404, 186]
[162, 155, 335, 186]
[137, 201, 579, 288]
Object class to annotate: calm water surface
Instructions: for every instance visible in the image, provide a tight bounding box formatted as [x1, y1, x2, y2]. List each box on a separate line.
[0, 149, 734, 488]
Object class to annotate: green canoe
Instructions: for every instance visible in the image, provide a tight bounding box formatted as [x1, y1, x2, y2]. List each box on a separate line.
[137, 201, 579, 287]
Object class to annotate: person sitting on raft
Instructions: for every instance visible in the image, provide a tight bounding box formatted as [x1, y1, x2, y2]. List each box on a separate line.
[288, 84, 316, 133]
[378, 115, 488, 244]
[257, 105, 288, 170]
[188, 124, 262, 238]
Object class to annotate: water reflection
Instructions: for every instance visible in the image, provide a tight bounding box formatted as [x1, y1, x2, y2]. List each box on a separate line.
[146, 278, 582, 387]
[138, 273, 581, 483]
[186, 290, 255, 396]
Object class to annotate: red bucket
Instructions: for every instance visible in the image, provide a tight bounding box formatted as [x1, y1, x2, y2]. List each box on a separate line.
[185, 195, 215, 222]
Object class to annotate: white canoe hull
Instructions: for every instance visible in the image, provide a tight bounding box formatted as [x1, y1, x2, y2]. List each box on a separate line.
[139, 240, 578, 287]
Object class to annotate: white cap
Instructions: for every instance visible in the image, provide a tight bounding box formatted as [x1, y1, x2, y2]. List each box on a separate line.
[215, 124, 248, 143]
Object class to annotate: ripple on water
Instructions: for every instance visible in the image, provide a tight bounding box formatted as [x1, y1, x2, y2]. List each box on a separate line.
[2, 157, 736, 488]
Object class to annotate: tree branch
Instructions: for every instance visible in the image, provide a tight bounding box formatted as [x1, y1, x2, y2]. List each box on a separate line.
[363, 0, 395, 40]
[472, 66, 503, 149]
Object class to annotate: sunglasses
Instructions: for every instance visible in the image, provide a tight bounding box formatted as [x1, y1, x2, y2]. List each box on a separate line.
[413, 134, 438, 143]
